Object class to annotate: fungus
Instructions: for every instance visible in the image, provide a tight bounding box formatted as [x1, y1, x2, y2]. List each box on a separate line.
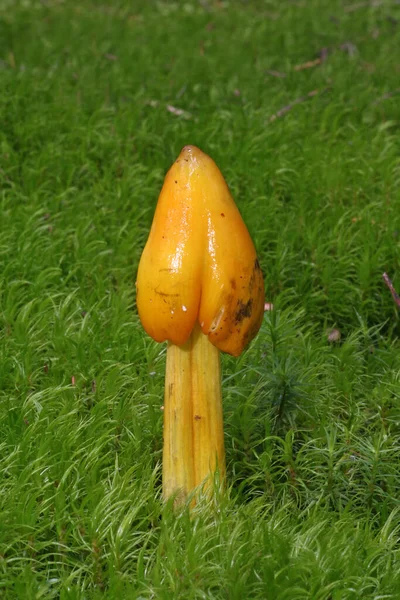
[136, 146, 264, 503]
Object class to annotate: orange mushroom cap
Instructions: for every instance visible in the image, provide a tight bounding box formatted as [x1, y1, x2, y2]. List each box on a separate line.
[136, 146, 264, 357]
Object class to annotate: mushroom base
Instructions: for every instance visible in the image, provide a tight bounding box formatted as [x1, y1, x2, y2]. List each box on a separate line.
[163, 322, 226, 504]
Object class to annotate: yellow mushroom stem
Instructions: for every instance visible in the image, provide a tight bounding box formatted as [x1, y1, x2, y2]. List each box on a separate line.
[163, 322, 225, 503]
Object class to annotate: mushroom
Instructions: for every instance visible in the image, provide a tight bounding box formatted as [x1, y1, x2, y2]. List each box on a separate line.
[136, 146, 264, 503]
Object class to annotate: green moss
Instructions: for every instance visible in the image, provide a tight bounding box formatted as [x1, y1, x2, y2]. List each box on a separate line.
[1, 1, 400, 597]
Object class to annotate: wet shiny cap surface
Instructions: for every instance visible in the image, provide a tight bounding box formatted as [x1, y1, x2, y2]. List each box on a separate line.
[136, 145, 265, 356]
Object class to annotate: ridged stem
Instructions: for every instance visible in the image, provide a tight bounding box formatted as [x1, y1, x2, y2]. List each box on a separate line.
[163, 323, 225, 503]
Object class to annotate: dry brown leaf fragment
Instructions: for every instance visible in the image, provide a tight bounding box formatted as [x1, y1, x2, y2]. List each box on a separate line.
[269, 88, 329, 122]
[383, 272, 400, 308]
[294, 47, 329, 71]
[166, 105, 192, 119]
[327, 328, 341, 343]
[294, 58, 322, 71]
[166, 105, 184, 116]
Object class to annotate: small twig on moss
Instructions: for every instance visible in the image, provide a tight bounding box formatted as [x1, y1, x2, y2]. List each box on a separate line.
[383, 272, 400, 308]
[294, 58, 323, 71]
[269, 87, 330, 122]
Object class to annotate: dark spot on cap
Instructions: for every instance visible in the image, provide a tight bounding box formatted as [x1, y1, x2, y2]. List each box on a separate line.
[221, 212, 225, 217]
[230, 278, 236, 290]
[194, 414, 201, 421]
[175, 180, 178, 183]
[235, 298, 253, 324]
